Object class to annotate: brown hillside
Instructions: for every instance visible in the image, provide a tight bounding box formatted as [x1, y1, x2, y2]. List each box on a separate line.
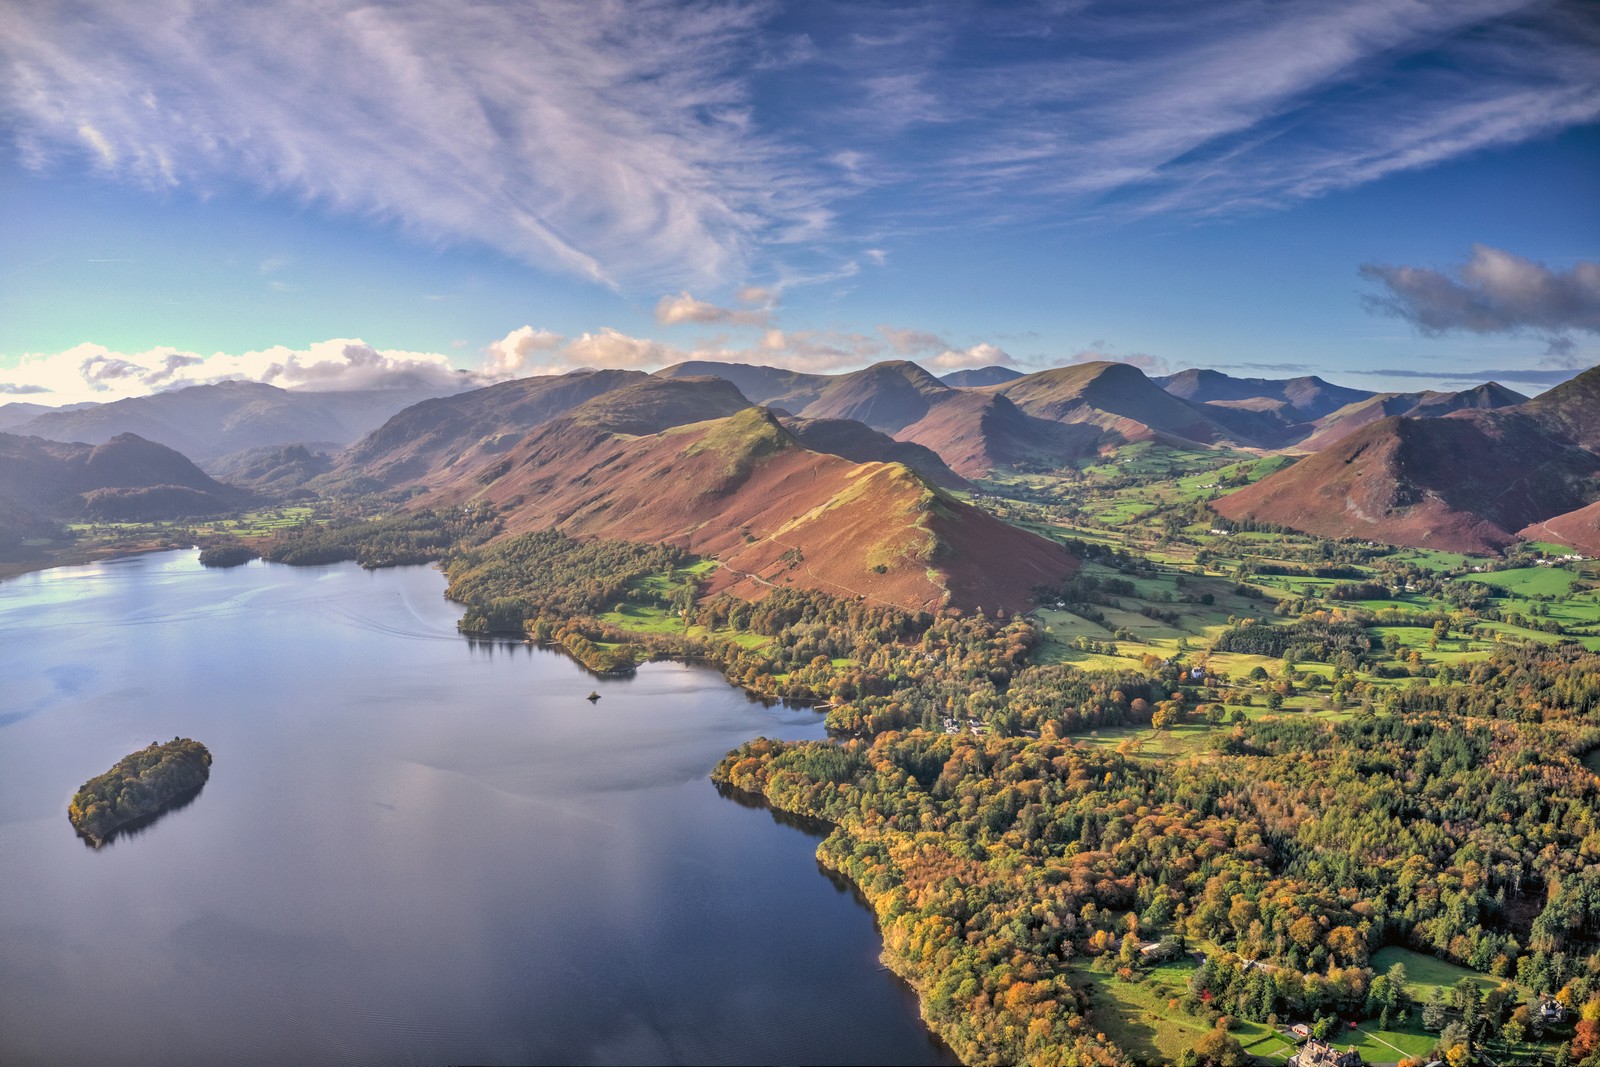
[421, 407, 1074, 613]
[779, 416, 967, 488]
[330, 369, 652, 487]
[1299, 382, 1529, 451]
[1523, 365, 1600, 450]
[893, 391, 1102, 477]
[1520, 501, 1600, 557]
[1214, 412, 1600, 553]
[797, 361, 951, 432]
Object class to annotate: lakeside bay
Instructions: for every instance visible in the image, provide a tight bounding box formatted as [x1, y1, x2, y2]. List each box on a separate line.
[0, 550, 955, 1067]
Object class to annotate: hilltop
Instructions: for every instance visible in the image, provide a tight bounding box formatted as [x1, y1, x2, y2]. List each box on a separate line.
[1157, 369, 1373, 420]
[1296, 381, 1528, 451]
[11, 379, 456, 462]
[324, 370, 692, 489]
[0, 431, 245, 531]
[418, 405, 1073, 614]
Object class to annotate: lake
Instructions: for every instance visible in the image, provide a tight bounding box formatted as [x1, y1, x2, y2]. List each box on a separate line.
[0, 551, 956, 1066]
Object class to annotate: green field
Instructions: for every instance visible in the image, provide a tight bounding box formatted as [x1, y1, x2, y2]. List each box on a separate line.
[1455, 565, 1581, 597]
[1075, 961, 1287, 1065]
[1370, 946, 1504, 1000]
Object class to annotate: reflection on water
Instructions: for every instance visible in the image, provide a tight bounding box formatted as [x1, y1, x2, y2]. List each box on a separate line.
[0, 551, 955, 1067]
[76, 781, 208, 850]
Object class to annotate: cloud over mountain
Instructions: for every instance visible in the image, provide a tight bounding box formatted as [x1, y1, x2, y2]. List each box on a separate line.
[5, 340, 469, 404]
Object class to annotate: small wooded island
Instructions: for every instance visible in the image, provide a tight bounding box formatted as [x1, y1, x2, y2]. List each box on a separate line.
[68, 738, 212, 846]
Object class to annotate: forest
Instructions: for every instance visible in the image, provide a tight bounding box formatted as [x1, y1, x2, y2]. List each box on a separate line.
[68, 738, 212, 846]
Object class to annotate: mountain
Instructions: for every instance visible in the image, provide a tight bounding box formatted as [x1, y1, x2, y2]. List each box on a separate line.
[420, 406, 1074, 614]
[1157, 370, 1373, 420]
[206, 444, 335, 496]
[1522, 365, 1600, 450]
[892, 391, 1103, 477]
[778, 416, 967, 489]
[333, 369, 648, 487]
[984, 362, 1238, 447]
[1522, 500, 1600, 557]
[12, 379, 459, 461]
[0, 400, 97, 431]
[795, 361, 953, 431]
[940, 366, 1025, 388]
[0, 432, 244, 529]
[1213, 410, 1600, 553]
[656, 361, 828, 410]
[1298, 382, 1529, 451]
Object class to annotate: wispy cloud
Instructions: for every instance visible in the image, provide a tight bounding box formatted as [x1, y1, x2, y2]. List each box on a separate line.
[1348, 365, 1582, 387]
[784, 0, 1600, 224]
[3, 1, 1593, 288]
[0, 0, 826, 288]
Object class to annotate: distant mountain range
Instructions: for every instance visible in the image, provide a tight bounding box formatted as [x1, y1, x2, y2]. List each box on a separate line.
[0, 377, 461, 464]
[6, 358, 1596, 578]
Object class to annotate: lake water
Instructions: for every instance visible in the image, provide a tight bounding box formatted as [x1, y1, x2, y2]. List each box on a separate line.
[0, 551, 955, 1067]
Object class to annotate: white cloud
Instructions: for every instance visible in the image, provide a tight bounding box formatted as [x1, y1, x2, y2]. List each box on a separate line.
[735, 285, 779, 306]
[561, 328, 687, 371]
[485, 326, 565, 376]
[3, 339, 468, 404]
[928, 342, 1013, 370]
[654, 291, 771, 327]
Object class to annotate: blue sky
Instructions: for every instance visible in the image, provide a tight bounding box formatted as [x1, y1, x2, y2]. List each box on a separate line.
[1, 0, 1596, 403]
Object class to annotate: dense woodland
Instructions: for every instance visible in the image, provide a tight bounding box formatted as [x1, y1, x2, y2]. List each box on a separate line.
[67, 738, 212, 845]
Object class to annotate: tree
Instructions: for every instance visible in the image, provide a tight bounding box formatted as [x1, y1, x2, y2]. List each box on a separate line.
[1423, 989, 1448, 1031]
[1572, 1018, 1600, 1061]
[1192, 1026, 1248, 1067]
[1386, 962, 1411, 1008]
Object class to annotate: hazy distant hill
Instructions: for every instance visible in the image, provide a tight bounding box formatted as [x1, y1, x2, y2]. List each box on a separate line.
[1157, 369, 1373, 420]
[418, 405, 1073, 614]
[206, 444, 335, 496]
[792, 361, 951, 430]
[893, 391, 1103, 477]
[778, 416, 967, 489]
[0, 400, 97, 431]
[1215, 367, 1600, 553]
[1297, 381, 1528, 451]
[656, 361, 828, 410]
[0, 431, 245, 533]
[13, 379, 460, 461]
